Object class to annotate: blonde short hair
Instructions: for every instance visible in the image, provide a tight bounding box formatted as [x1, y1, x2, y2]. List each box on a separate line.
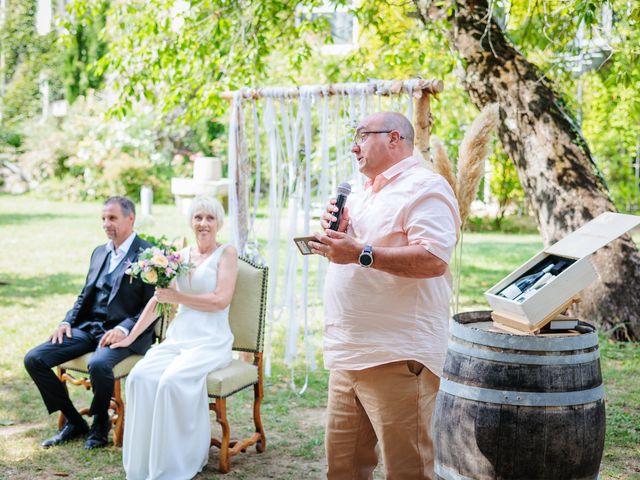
[187, 196, 225, 230]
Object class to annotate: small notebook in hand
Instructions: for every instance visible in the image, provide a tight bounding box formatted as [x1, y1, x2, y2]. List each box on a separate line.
[293, 236, 318, 255]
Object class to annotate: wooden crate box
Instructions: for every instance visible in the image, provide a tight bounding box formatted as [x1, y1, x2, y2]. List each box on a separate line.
[485, 212, 640, 332]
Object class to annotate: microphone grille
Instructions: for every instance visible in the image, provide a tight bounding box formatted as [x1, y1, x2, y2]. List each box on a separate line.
[336, 182, 352, 196]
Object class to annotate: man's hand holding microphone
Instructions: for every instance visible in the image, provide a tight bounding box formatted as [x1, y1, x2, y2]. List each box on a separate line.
[310, 183, 364, 265]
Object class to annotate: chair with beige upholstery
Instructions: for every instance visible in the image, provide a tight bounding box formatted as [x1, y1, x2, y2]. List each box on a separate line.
[206, 255, 268, 473]
[55, 314, 170, 447]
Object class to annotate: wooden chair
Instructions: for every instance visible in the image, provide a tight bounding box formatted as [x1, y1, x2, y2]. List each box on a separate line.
[157, 256, 269, 472]
[206, 256, 268, 472]
[55, 315, 170, 447]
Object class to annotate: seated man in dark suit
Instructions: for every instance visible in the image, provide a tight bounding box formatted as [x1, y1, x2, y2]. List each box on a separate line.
[24, 196, 156, 449]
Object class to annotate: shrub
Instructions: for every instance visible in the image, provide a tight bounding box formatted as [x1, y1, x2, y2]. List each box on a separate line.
[0, 127, 24, 149]
[18, 93, 194, 203]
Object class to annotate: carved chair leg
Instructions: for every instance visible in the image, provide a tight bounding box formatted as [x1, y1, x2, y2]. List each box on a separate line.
[54, 367, 125, 447]
[56, 367, 68, 430]
[253, 383, 266, 453]
[214, 399, 231, 473]
[57, 412, 66, 431]
[112, 379, 124, 447]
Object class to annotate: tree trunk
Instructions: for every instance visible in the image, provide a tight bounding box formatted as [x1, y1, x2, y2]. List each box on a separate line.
[414, 0, 640, 339]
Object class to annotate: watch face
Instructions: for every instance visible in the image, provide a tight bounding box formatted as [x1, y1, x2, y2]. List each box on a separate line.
[359, 252, 373, 267]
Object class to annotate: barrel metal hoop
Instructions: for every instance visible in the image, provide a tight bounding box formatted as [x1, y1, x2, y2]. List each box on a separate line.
[434, 463, 476, 480]
[439, 379, 604, 407]
[450, 321, 598, 352]
[435, 462, 599, 480]
[447, 341, 601, 366]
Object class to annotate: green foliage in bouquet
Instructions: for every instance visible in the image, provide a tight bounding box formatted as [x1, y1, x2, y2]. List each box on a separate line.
[138, 234, 171, 249]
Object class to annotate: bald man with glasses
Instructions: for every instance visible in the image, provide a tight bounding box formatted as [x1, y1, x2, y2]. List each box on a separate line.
[310, 112, 460, 479]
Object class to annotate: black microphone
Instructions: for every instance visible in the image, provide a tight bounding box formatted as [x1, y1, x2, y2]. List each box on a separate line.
[328, 182, 352, 231]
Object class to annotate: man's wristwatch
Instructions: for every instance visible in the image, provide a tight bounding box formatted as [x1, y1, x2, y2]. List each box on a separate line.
[358, 245, 374, 268]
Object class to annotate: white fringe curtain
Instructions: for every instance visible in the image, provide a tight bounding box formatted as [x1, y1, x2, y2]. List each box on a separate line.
[226, 80, 436, 392]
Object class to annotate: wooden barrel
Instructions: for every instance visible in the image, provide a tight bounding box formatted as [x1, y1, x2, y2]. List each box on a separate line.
[433, 311, 605, 480]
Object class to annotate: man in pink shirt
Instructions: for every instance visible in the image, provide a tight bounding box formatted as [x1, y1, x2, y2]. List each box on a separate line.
[310, 112, 460, 479]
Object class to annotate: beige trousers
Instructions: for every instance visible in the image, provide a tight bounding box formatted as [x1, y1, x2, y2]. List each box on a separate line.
[325, 361, 440, 480]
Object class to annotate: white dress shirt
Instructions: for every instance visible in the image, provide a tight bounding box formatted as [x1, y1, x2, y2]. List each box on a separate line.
[106, 231, 137, 273]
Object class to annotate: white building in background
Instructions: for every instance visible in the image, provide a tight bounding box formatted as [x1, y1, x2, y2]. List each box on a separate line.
[315, 3, 358, 55]
[299, 1, 358, 56]
[0, 0, 7, 122]
[35, 0, 71, 121]
[36, 0, 52, 35]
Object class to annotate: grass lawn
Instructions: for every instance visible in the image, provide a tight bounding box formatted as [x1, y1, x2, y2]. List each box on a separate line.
[0, 194, 638, 479]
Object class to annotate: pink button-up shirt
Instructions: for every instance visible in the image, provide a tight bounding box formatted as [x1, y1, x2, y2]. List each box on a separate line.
[323, 156, 461, 376]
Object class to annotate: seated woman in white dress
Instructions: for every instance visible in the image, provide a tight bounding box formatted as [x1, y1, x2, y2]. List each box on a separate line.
[111, 196, 238, 480]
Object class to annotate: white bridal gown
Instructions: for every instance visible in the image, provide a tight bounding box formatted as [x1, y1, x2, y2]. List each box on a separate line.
[123, 245, 234, 480]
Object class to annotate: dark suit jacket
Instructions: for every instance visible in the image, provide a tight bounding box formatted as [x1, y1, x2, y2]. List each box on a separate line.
[62, 235, 156, 354]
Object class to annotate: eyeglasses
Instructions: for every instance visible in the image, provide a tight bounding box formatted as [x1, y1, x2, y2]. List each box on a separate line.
[352, 130, 405, 146]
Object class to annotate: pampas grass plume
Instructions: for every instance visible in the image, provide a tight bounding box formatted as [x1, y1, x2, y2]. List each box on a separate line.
[456, 103, 500, 224]
[432, 136, 457, 196]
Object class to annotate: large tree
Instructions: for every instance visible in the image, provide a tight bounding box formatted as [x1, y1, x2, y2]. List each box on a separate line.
[410, 0, 640, 339]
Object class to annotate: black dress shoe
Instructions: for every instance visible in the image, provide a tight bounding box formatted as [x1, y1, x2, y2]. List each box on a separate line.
[84, 417, 111, 449]
[41, 419, 89, 448]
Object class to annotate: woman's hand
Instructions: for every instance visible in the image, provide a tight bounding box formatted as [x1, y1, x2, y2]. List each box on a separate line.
[110, 335, 134, 349]
[155, 287, 180, 304]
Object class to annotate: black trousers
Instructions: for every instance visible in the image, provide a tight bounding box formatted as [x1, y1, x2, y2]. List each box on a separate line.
[24, 327, 136, 420]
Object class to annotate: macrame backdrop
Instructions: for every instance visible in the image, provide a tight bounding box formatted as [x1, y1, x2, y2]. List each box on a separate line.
[225, 80, 443, 392]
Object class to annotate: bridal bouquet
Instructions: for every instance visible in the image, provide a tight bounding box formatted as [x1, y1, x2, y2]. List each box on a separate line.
[126, 241, 192, 317]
